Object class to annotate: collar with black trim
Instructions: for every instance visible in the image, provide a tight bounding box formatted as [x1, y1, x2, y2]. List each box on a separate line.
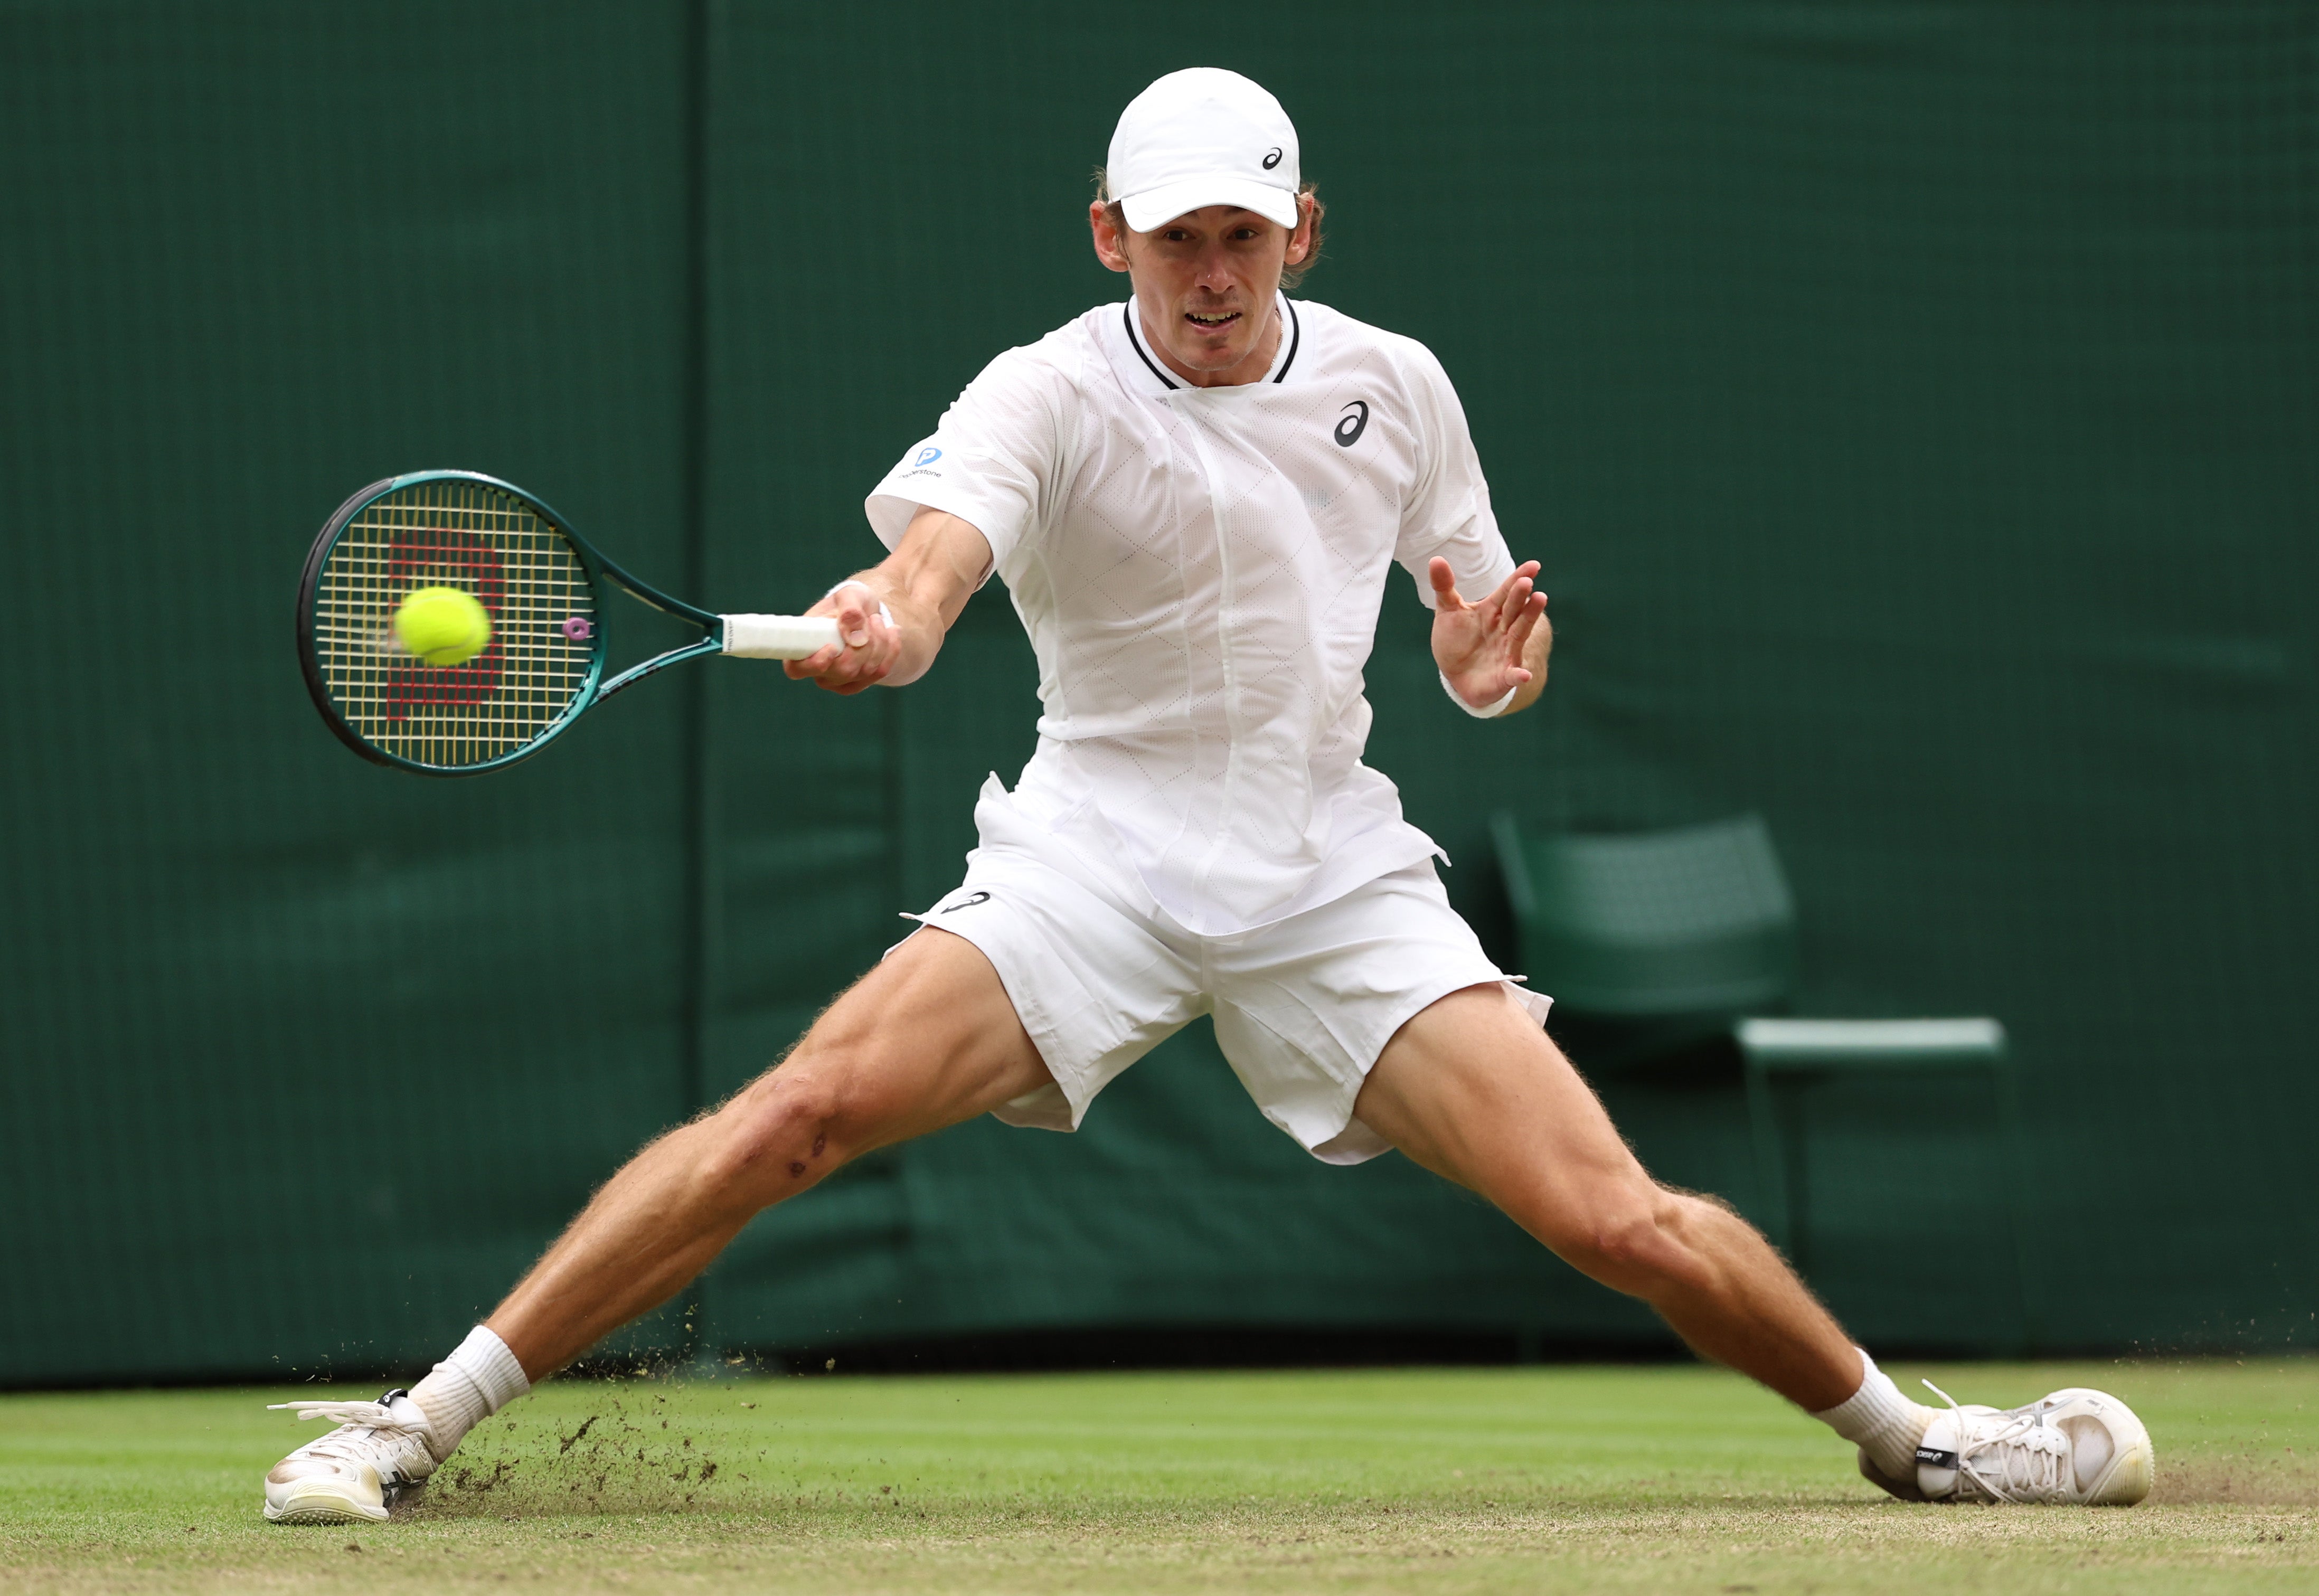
[1116, 292, 1302, 395]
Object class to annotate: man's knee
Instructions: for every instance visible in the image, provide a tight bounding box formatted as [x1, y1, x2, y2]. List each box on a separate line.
[690, 1053, 863, 1211]
[1557, 1182, 1726, 1295]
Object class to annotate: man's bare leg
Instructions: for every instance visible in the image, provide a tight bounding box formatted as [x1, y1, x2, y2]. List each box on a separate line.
[1352, 982, 2160, 1505]
[1352, 983, 1863, 1411]
[488, 925, 1050, 1377]
[264, 928, 1047, 1522]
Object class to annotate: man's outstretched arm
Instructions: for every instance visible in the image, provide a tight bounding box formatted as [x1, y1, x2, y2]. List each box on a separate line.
[1430, 555, 1551, 715]
[784, 505, 995, 694]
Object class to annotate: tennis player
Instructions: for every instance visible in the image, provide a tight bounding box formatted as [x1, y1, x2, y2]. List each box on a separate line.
[265, 68, 2151, 1521]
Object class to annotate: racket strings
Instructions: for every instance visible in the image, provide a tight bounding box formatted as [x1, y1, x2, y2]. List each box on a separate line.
[313, 480, 595, 769]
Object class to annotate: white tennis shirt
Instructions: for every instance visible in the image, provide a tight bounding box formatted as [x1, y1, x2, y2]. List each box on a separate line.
[866, 295, 1517, 936]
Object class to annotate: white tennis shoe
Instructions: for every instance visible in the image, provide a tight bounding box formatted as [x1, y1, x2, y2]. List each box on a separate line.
[1860, 1381, 2154, 1505]
[262, 1390, 439, 1524]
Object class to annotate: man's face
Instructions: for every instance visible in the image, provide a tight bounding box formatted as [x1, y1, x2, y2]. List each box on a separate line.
[1090, 201, 1314, 387]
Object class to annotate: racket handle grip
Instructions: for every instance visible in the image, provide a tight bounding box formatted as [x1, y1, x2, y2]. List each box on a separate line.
[721, 614, 842, 659]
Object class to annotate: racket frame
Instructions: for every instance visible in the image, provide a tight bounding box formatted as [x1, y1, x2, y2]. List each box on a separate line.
[297, 468, 724, 777]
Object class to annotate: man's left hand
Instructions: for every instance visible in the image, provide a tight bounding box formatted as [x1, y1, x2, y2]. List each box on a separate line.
[1430, 557, 1550, 714]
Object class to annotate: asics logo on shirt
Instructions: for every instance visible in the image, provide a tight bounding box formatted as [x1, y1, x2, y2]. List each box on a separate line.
[1262, 147, 1283, 169]
[1334, 401, 1370, 447]
[939, 891, 992, 912]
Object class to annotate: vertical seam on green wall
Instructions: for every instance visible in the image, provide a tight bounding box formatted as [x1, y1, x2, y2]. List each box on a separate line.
[680, 0, 715, 1121]
[885, 688, 907, 922]
[677, 0, 719, 1369]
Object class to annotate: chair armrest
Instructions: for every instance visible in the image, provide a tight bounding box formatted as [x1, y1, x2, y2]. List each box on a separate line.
[1736, 1017, 2006, 1070]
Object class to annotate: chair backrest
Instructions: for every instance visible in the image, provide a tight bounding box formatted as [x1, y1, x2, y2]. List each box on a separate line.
[1491, 812, 1799, 1018]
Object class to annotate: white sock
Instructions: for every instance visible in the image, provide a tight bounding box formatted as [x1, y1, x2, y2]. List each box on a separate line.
[408, 1325, 532, 1462]
[1811, 1348, 1934, 1479]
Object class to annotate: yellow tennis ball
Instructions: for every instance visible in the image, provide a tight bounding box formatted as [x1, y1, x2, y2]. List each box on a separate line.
[393, 585, 493, 667]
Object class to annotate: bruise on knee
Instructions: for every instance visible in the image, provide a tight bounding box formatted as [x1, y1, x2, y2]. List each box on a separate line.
[775, 1129, 835, 1182]
[713, 1071, 844, 1193]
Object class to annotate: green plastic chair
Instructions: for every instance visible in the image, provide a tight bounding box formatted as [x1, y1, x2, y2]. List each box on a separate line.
[1491, 813, 2037, 1349]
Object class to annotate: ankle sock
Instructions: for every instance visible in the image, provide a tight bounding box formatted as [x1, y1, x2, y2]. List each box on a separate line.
[1811, 1348, 1933, 1480]
[408, 1324, 531, 1461]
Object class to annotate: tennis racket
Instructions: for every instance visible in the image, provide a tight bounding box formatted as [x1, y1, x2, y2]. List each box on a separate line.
[296, 469, 838, 776]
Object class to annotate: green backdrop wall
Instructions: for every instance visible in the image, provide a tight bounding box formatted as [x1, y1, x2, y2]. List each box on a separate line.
[3, 1, 2313, 1385]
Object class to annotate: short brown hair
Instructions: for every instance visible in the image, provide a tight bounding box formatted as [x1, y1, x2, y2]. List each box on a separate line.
[1093, 169, 1327, 291]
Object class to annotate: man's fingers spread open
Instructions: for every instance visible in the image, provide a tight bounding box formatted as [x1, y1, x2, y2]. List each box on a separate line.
[1488, 579, 1526, 630]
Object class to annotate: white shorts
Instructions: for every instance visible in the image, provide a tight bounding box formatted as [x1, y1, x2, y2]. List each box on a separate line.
[898, 845, 1552, 1166]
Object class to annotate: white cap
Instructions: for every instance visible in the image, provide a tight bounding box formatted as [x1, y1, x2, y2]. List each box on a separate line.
[1107, 68, 1300, 233]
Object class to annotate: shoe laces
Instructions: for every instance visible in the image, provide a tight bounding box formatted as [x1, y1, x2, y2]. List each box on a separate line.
[267, 1395, 432, 1460]
[1922, 1380, 2069, 1502]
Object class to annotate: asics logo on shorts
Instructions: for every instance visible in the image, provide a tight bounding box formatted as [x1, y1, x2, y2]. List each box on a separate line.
[939, 891, 992, 913]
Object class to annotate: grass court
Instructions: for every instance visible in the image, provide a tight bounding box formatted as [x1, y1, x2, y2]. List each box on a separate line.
[4, 1359, 2312, 1593]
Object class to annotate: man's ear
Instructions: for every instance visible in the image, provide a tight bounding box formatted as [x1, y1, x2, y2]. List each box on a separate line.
[1285, 196, 1314, 265]
[1089, 201, 1132, 274]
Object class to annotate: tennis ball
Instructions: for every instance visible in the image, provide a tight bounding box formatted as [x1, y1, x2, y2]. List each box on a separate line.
[393, 585, 493, 667]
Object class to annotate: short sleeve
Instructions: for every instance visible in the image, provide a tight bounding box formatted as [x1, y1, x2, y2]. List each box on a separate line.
[864, 345, 1068, 575]
[1390, 338, 1516, 609]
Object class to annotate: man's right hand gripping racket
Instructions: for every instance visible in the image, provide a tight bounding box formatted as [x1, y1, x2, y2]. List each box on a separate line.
[296, 469, 839, 775]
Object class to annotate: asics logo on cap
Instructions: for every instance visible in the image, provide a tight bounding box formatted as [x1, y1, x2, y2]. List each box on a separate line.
[1262, 147, 1283, 169]
[1334, 401, 1370, 447]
